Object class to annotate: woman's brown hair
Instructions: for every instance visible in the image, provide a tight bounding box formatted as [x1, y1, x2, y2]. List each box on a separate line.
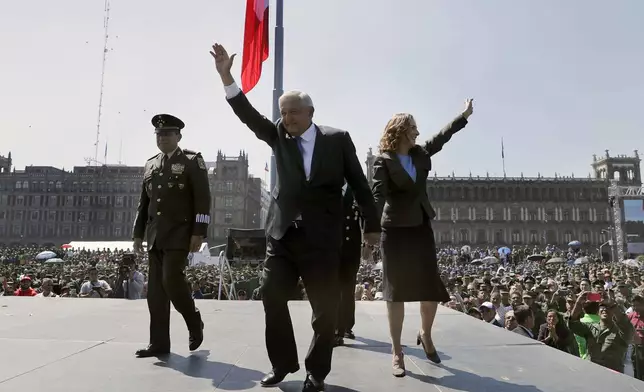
[377, 113, 415, 154]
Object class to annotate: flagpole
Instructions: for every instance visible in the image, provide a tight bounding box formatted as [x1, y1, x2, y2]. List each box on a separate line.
[269, 0, 284, 190]
[501, 137, 506, 178]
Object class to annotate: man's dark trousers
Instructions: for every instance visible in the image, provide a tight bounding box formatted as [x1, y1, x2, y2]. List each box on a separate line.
[147, 245, 201, 349]
[336, 242, 361, 337]
[262, 224, 340, 381]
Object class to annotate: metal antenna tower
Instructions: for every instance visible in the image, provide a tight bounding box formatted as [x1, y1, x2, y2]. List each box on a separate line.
[93, 0, 111, 166]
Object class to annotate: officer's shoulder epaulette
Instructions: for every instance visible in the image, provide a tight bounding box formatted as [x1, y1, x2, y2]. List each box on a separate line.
[182, 149, 201, 159]
[146, 153, 160, 162]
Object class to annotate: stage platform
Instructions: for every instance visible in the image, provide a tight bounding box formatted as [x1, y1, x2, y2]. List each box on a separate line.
[0, 298, 641, 392]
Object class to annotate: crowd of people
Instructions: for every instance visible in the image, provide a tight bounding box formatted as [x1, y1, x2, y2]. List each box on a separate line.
[2, 243, 644, 379]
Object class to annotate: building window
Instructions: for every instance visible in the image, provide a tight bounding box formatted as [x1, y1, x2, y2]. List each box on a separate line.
[529, 230, 539, 243]
[562, 211, 570, 221]
[597, 213, 605, 222]
[15, 211, 24, 220]
[56, 181, 62, 190]
[224, 213, 233, 224]
[564, 231, 573, 243]
[115, 196, 124, 207]
[30, 211, 39, 221]
[579, 211, 589, 221]
[512, 230, 521, 243]
[15, 181, 22, 189]
[48, 211, 56, 221]
[582, 231, 590, 243]
[12, 225, 21, 235]
[65, 196, 73, 206]
[16, 196, 24, 206]
[33, 195, 41, 207]
[225, 181, 234, 192]
[115, 212, 123, 222]
[49, 195, 57, 206]
[528, 212, 537, 221]
[459, 229, 469, 243]
[79, 212, 87, 222]
[65, 211, 73, 222]
[99, 196, 107, 205]
[98, 226, 105, 236]
[98, 211, 106, 220]
[224, 196, 233, 207]
[114, 227, 122, 237]
[82, 196, 90, 206]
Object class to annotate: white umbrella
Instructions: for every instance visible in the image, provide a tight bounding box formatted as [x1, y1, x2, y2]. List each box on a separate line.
[483, 256, 499, 265]
[44, 258, 64, 264]
[574, 257, 590, 265]
[622, 259, 640, 268]
[36, 251, 57, 260]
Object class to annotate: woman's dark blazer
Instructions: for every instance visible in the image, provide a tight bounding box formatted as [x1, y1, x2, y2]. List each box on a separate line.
[371, 115, 468, 228]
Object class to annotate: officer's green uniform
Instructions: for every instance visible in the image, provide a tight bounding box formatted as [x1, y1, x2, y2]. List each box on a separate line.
[132, 114, 211, 356]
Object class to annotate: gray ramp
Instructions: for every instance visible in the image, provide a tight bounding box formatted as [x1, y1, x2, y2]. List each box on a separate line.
[0, 298, 641, 391]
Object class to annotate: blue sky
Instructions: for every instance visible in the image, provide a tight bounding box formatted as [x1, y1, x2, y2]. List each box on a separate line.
[2, 0, 642, 180]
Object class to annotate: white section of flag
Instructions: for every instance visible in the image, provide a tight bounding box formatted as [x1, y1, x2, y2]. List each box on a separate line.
[254, 0, 268, 20]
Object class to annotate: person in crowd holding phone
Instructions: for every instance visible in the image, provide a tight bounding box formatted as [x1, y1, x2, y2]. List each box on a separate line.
[628, 295, 644, 380]
[568, 291, 634, 373]
[371, 99, 473, 377]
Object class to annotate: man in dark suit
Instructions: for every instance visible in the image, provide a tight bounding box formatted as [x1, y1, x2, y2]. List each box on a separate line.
[512, 305, 536, 339]
[132, 114, 211, 358]
[335, 184, 363, 346]
[211, 43, 380, 392]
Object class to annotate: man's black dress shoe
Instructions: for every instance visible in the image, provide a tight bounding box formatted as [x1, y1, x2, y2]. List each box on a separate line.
[260, 364, 300, 387]
[189, 321, 204, 351]
[302, 374, 325, 391]
[344, 330, 355, 340]
[135, 345, 170, 358]
[334, 336, 344, 347]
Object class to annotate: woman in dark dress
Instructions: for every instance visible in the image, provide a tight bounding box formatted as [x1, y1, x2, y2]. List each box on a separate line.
[371, 99, 473, 376]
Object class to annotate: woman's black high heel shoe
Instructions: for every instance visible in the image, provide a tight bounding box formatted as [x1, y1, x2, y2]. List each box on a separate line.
[416, 332, 441, 364]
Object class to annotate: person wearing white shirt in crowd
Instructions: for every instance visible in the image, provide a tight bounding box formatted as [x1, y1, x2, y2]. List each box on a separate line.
[36, 278, 58, 298]
[80, 267, 112, 298]
[121, 269, 145, 299]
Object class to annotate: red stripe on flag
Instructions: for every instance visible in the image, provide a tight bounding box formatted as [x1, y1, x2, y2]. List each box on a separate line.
[241, 0, 269, 93]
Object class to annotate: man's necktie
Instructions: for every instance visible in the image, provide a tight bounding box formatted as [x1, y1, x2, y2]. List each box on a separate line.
[295, 137, 304, 155]
[161, 154, 168, 169]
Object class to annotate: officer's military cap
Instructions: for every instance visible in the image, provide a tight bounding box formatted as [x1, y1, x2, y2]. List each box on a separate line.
[152, 114, 185, 133]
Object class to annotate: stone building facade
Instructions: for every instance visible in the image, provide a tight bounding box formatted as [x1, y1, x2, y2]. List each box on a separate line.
[365, 148, 642, 248]
[0, 150, 262, 246]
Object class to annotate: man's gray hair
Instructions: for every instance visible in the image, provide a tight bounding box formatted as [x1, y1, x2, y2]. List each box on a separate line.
[280, 90, 314, 109]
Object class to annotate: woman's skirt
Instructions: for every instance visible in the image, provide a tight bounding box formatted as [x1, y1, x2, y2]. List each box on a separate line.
[380, 223, 449, 303]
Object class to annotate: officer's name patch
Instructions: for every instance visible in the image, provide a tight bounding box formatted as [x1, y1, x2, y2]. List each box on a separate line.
[196, 214, 210, 224]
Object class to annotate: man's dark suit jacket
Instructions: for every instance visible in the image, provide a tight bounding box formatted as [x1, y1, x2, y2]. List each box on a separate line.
[133, 148, 211, 250]
[371, 115, 468, 228]
[227, 93, 379, 247]
[512, 325, 535, 339]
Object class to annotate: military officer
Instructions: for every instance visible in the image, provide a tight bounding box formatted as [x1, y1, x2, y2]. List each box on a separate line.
[132, 113, 211, 358]
[335, 183, 364, 346]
